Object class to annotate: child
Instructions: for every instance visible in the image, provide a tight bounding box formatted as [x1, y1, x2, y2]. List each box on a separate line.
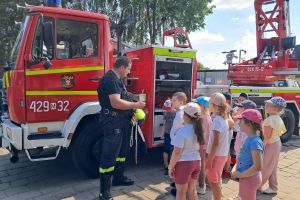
[170, 92, 188, 142]
[261, 97, 286, 194]
[206, 92, 230, 200]
[238, 93, 248, 103]
[192, 96, 212, 194]
[231, 109, 264, 200]
[222, 92, 235, 178]
[234, 100, 257, 160]
[232, 93, 249, 113]
[229, 100, 258, 200]
[168, 102, 205, 200]
[160, 99, 176, 175]
[169, 92, 188, 196]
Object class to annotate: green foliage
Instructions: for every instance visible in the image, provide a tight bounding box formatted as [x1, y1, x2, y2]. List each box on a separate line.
[197, 62, 208, 70]
[0, 0, 214, 64]
[0, 0, 43, 65]
[126, 0, 214, 45]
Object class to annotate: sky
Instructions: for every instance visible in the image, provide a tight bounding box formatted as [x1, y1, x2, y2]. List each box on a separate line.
[188, 0, 300, 69]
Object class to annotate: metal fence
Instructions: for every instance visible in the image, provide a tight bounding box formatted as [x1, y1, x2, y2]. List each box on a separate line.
[197, 69, 231, 85]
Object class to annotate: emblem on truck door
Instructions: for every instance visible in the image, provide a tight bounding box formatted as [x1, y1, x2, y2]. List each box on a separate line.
[61, 74, 75, 89]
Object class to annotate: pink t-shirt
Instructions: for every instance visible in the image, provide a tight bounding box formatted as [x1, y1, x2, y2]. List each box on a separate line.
[202, 113, 212, 150]
[234, 130, 248, 157]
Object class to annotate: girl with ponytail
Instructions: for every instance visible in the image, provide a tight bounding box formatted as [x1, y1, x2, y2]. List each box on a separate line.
[206, 92, 231, 200]
[168, 102, 204, 200]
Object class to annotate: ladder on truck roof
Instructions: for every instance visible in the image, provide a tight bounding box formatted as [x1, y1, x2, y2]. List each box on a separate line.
[227, 0, 300, 86]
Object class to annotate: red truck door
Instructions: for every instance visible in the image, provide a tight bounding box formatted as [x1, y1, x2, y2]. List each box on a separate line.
[24, 15, 104, 123]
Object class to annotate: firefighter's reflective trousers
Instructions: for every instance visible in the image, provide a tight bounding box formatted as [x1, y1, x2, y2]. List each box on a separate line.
[99, 116, 131, 177]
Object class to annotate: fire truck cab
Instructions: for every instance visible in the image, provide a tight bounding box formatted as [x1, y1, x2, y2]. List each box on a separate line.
[0, 4, 197, 177]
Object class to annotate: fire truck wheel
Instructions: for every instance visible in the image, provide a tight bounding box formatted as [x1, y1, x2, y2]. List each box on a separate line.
[280, 108, 296, 143]
[71, 121, 102, 178]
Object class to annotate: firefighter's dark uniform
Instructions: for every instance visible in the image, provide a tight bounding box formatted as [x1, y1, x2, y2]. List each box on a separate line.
[97, 70, 133, 200]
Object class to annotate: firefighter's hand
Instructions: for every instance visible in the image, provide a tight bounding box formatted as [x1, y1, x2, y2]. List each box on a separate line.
[160, 134, 165, 140]
[135, 101, 146, 109]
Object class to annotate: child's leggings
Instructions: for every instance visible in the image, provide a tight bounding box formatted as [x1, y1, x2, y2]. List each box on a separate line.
[261, 140, 281, 191]
[240, 172, 262, 200]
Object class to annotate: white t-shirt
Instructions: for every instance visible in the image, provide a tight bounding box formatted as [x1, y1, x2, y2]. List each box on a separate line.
[170, 106, 184, 145]
[172, 124, 201, 161]
[206, 115, 230, 156]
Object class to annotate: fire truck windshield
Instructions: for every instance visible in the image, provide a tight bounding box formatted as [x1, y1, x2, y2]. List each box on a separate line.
[9, 16, 30, 69]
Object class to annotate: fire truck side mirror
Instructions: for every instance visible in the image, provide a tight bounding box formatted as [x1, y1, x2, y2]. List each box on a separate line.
[43, 57, 52, 69]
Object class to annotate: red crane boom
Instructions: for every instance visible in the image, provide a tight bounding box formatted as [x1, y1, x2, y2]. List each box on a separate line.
[228, 0, 300, 86]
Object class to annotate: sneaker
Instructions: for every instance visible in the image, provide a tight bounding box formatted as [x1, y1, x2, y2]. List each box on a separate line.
[262, 188, 277, 194]
[222, 171, 231, 178]
[228, 195, 241, 200]
[197, 185, 206, 195]
[170, 182, 176, 187]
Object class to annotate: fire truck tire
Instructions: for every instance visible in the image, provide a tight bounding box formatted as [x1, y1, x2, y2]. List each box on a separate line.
[280, 108, 295, 143]
[71, 121, 102, 178]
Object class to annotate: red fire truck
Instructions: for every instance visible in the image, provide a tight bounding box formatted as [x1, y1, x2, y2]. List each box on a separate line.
[227, 0, 300, 142]
[0, 3, 197, 177]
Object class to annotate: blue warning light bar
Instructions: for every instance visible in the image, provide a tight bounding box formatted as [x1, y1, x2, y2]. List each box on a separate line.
[44, 0, 62, 7]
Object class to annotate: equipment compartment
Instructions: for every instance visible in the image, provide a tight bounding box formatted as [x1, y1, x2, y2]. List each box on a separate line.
[154, 55, 193, 109]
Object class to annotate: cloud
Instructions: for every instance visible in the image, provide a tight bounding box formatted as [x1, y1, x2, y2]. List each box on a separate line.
[194, 30, 257, 69]
[189, 30, 225, 44]
[196, 51, 228, 69]
[232, 17, 240, 21]
[234, 30, 257, 61]
[247, 14, 256, 23]
[212, 0, 252, 10]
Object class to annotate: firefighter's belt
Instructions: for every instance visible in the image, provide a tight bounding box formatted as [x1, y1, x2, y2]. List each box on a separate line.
[101, 109, 130, 118]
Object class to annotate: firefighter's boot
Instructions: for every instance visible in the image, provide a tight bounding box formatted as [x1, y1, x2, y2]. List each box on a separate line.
[99, 174, 113, 200]
[112, 163, 134, 186]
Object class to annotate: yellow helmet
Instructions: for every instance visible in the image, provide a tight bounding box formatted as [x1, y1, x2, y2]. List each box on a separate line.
[135, 109, 146, 120]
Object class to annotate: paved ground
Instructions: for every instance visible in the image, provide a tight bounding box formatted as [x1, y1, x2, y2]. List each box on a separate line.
[0, 135, 300, 200]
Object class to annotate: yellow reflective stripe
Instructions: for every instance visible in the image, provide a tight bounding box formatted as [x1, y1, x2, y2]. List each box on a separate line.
[99, 166, 115, 173]
[5, 72, 10, 87]
[116, 157, 126, 162]
[25, 66, 104, 76]
[26, 91, 97, 96]
[153, 48, 196, 58]
[3, 73, 6, 88]
[230, 88, 300, 94]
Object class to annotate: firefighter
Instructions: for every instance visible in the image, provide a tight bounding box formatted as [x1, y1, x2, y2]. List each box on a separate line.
[97, 56, 145, 200]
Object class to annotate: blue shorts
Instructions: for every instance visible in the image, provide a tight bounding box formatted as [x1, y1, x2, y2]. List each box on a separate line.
[163, 133, 171, 154]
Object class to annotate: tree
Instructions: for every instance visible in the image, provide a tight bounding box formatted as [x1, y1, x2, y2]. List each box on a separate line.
[0, 0, 42, 65]
[0, 0, 214, 64]
[197, 62, 208, 70]
[64, 0, 214, 45]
